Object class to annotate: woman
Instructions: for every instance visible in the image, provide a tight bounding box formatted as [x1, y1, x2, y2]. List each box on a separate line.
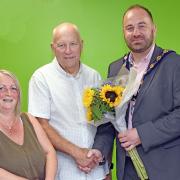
[0, 69, 57, 180]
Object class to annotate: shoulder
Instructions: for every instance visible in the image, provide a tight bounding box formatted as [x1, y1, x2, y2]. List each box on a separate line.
[166, 51, 180, 62]
[151, 47, 180, 81]
[21, 112, 37, 125]
[160, 50, 180, 69]
[109, 58, 124, 67]
[108, 57, 124, 78]
[22, 113, 43, 131]
[109, 58, 124, 70]
[30, 61, 56, 84]
[82, 63, 100, 76]
[154, 45, 180, 65]
[32, 62, 54, 77]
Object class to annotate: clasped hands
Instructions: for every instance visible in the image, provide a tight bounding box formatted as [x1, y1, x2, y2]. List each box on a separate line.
[75, 128, 141, 173]
[118, 128, 141, 151]
[75, 148, 103, 173]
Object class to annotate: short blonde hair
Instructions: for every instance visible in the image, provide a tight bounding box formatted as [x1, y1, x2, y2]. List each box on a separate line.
[0, 69, 21, 115]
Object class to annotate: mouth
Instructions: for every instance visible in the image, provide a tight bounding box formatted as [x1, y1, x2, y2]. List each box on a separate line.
[133, 38, 144, 42]
[132, 36, 144, 42]
[3, 98, 13, 102]
[64, 56, 76, 60]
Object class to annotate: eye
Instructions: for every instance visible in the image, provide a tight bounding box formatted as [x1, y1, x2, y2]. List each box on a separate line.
[139, 24, 145, 28]
[125, 26, 134, 32]
[57, 44, 65, 49]
[71, 42, 78, 47]
[138, 22, 147, 29]
[139, 25, 145, 29]
[10, 86, 18, 92]
[0, 85, 5, 92]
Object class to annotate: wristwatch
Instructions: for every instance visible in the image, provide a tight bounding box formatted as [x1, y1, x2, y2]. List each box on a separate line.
[99, 156, 106, 165]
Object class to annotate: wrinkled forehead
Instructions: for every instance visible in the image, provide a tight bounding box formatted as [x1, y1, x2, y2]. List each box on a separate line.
[53, 26, 81, 43]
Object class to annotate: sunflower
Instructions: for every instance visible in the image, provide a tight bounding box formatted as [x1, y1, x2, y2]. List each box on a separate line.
[83, 88, 95, 107]
[100, 84, 124, 107]
[86, 107, 93, 121]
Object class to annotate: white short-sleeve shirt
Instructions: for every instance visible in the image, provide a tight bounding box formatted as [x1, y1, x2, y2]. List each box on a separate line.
[28, 59, 108, 180]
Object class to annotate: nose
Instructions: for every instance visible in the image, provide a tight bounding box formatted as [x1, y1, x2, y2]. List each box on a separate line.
[133, 27, 141, 37]
[5, 89, 12, 96]
[64, 45, 72, 54]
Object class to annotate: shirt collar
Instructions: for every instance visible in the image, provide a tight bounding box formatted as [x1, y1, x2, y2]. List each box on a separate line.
[53, 58, 82, 79]
[128, 44, 155, 71]
[129, 44, 155, 65]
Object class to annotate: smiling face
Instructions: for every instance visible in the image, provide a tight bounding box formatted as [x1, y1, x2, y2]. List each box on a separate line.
[123, 7, 156, 54]
[51, 23, 83, 75]
[0, 73, 19, 114]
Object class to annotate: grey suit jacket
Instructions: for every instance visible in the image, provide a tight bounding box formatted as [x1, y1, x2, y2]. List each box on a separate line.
[93, 45, 180, 180]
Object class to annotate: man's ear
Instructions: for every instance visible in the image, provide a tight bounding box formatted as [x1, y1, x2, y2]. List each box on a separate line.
[153, 24, 157, 36]
[50, 42, 54, 50]
[81, 40, 84, 50]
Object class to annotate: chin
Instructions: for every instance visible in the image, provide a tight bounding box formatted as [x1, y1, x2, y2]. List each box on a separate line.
[130, 45, 147, 53]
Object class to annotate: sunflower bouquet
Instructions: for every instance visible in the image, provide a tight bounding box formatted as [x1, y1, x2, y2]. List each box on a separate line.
[82, 65, 148, 180]
[83, 84, 124, 122]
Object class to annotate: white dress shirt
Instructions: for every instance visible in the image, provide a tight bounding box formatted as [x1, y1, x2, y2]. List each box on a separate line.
[28, 58, 108, 180]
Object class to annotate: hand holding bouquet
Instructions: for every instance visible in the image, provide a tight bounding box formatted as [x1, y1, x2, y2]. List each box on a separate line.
[82, 65, 148, 180]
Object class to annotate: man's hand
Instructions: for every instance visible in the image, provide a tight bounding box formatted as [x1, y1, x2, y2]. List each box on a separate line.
[78, 149, 103, 173]
[73, 148, 95, 168]
[118, 128, 141, 151]
[87, 149, 103, 164]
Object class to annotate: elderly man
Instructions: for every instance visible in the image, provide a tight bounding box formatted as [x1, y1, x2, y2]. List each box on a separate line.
[28, 22, 108, 180]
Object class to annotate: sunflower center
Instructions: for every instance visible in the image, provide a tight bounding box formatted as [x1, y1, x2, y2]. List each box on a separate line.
[105, 91, 117, 102]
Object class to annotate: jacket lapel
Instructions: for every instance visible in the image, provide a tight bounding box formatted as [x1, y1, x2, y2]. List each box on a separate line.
[133, 46, 164, 113]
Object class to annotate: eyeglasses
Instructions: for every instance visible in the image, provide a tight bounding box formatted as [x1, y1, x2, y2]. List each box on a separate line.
[0, 84, 18, 93]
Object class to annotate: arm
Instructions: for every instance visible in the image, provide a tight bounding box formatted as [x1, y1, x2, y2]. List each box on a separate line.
[0, 168, 28, 180]
[119, 56, 180, 152]
[28, 72, 96, 169]
[93, 122, 115, 160]
[137, 57, 180, 152]
[36, 117, 95, 168]
[27, 113, 57, 180]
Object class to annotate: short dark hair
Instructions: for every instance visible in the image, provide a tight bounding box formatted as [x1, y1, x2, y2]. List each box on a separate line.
[123, 4, 154, 22]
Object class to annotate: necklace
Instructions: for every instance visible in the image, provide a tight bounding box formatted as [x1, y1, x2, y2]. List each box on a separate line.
[0, 117, 19, 135]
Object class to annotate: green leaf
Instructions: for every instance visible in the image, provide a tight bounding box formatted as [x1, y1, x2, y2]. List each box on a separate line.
[92, 104, 103, 121]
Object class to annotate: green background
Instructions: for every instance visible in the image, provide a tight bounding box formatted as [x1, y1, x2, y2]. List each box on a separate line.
[1, 0, 180, 179]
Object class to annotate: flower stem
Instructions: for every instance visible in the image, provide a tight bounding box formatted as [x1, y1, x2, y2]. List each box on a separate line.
[128, 148, 148, 180]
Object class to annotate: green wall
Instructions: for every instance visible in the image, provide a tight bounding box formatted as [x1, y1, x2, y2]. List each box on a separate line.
[1, 0, 180, 179]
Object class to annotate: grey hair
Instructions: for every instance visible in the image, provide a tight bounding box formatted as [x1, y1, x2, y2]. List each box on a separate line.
[52, 22, 82, 43]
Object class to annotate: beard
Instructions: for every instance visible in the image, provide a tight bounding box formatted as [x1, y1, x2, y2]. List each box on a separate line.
[125, 32, 154, 53]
